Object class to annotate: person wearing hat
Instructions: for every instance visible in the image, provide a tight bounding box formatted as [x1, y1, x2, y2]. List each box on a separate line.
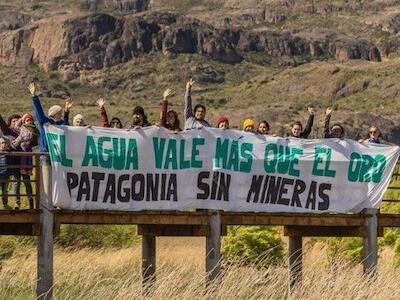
[324, 107, 345, 139]
[10, 113, 39, 209]
[130, 105, 151, 129]
[183, 79, 211, 130]
[289, 106, 315, 138]
[28, 82, 68, 152]
[97, 98, 124, 128]
[216, 116, 229, 129]
[243, 119, 255, 132]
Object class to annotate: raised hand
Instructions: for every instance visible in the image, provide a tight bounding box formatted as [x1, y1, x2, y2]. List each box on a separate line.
[65, 98, 73, 112]
[186, 78, 195, 90]
[97, 98, 105, 108]
[307, 106, 315, 115]
[326, 107, 333, 116]
[163, 88, 173, 100]
[28, 82, 37, 96]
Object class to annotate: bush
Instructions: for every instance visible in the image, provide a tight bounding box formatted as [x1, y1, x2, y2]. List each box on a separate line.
[57, 225, 140, 249]
[222, 226, 284, 267]
[325, 237, 363, 264]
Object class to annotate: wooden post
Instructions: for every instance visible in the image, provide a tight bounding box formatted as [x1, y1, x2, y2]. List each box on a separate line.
[142, 234, 156, 290]
[205, 212, 221, 283]
[363, 208, 378, 275]
[37, 156, 54, 300]
[288, 235, 302, 293]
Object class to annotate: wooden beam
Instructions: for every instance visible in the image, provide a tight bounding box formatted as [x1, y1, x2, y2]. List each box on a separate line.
[288, 235, 302, 293]
[0, 210, 40, 223]
[221, 213, 366, 226]
[378, 214, 400, 227]
[138, 224, 227, 236]
[142, 234, 156, 293]
[37, 157, 54, 300]
[55, 211, 209, 225]
[283, 225, 383, 237]
[206, 213, 221, 283]
[363, 208, 378, 275]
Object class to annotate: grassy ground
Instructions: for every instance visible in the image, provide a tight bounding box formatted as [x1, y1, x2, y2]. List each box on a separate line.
[0, 238, 400, 299]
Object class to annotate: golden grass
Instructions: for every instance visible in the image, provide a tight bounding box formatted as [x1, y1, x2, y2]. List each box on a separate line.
[1, 238, 400, 299]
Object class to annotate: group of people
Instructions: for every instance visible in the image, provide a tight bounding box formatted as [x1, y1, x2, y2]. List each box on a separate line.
[0, 80, 384, 209]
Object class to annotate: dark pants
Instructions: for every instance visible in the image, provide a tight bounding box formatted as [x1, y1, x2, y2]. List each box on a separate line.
[0, 174, 9, 207]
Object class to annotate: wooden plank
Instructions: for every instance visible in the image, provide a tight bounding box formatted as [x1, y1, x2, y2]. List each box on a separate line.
[37, 157, 54, 300]
[0, 223, 36, 236]
[206, 213, 221, 283]
[363, 208, 378, 275]
[142, 234, 156, 292]
[138, 224, 227, 236]
[284, 226, 364, 237]
[0, 210, 41, 223]
[55, 211, 209, 225]
[221, 213, 366, 226]
[378, 214, 400, 227]
[288, 235, 302, 293]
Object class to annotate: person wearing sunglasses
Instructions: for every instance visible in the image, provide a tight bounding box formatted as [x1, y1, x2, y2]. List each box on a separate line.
[97, 98, 123, 129]
[359, 126, 382, 144]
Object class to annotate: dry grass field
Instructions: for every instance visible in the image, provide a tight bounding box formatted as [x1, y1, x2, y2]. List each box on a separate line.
[1, 237, 400, 299]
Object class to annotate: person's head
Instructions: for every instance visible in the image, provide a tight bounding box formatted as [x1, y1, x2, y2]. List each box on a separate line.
[48, 105, 63, 122]
[194, 104, 206, 120]
[369, 126, 381, 140]
[291, 121, 303, 137]
[216, 116, 229, 129]
[167, 110, 180, 129]
[0, 137, 10, 151]
[243, 119, 255, 132]
[7, 114, 21, 128]
[22, 114, 34, 126]
[132, 106, 147, 126]
[73, 114, 86, 127]
[331, 124, 345, 138]
[110, 117, 123, 129]
[258, 120, 270, 135]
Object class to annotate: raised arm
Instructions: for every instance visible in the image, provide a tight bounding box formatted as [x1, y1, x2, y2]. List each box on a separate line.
[324, 107, 333, 138]
[161, 88, 173, 127]
[97, 98, 110, 127]
[184, 79, 195, 120]
[29, 83, 50, 126]
[64, 98, 73, 125]
[302, 106, 315, 138]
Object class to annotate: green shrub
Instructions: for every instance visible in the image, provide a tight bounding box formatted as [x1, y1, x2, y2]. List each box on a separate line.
[56, 225, 140, 249]
[325, 237, 363, 264]
[222, 226, 284, 267]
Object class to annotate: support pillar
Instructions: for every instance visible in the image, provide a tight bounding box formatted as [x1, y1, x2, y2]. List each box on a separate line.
[142, 234, 156, 290]
[288, 235, 302, 293]
[363, 208, 378, 275]
[37, 156, 54, 300]
[205, 212, 221, 283]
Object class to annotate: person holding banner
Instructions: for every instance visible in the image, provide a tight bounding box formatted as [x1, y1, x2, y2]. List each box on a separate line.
[97, 98, 123, 129]
[289, 106, 315, 138]
[359, 126, 382, 144]
[129, 106, 151, 129]
[243, 119, 255, 132]
[184, 78, 211, 130]
[257, 120, 270, 135]
[160, 88, 181, 132]
[324, 107, 345, 139]
[216, 116, 229, 129]
[28, 82, 68, 152]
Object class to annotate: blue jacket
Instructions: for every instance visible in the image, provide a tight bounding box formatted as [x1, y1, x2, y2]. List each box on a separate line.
[32, 95, 68, 152]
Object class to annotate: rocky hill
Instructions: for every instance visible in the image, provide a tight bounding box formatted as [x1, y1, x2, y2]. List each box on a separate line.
[1, 0, 400, 142]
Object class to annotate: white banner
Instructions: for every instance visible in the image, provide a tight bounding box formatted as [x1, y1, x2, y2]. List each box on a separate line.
[44, 125, 400, 213]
